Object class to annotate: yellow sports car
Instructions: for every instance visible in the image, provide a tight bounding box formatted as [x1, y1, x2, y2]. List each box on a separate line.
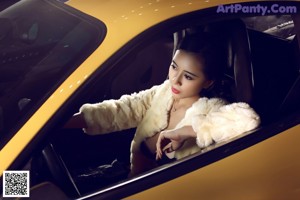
[0, 0, 299, 199]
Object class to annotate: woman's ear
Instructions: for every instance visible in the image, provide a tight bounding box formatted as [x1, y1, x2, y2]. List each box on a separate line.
[204, 80, 214, 89]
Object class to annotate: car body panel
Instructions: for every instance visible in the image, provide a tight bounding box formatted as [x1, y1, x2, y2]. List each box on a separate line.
[0, 0, 264, 176]
[128, 125, 300, 200]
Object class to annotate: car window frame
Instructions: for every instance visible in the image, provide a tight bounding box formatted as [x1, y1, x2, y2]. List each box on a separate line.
[0, 0, 107, 150]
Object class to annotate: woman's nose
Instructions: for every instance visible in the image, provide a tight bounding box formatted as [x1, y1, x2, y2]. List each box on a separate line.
[172, 73, 182, 85]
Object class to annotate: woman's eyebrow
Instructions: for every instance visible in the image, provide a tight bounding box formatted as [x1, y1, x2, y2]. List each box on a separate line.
[172, 60, 178, 67]
[172, 60, 200, 77]
[185, 71, 199, 77]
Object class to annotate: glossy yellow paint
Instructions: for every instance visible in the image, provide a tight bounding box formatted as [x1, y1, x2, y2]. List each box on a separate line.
[128, 125, 300, 200]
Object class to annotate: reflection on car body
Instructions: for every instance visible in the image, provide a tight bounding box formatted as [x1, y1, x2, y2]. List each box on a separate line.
[0, 0, 300, 199]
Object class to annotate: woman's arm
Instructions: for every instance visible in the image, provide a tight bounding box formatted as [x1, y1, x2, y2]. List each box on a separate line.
[77, 83, 164, 135]
[193, 102, 260, 148]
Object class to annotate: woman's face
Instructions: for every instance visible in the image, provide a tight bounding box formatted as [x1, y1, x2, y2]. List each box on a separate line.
[168, 50, 213, 100]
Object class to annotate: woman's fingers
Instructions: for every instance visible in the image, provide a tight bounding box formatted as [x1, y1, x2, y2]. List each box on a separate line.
[155, 150, 162, 160]
[162, 142, 173, 153]
[156, 145, 163, 160]
[156, 132, 166, 160]
[156, 133, 164, 150]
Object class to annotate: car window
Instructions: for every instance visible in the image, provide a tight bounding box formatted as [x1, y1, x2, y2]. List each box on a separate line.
[242, 15, 295, 39]
[0, 0, 106, 149]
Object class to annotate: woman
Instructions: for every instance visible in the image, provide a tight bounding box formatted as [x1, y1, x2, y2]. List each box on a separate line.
[65, 33, 260, 176]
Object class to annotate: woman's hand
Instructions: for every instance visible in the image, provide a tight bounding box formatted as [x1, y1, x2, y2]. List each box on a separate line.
[155, 129, 183, 160]
[155, 126, 197, 160]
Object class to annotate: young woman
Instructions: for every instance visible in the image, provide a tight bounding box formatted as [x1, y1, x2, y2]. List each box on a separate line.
[65, 33, 260, 176]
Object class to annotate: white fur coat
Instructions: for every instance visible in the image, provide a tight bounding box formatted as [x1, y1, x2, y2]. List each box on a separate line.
[80, 80, 260, 160]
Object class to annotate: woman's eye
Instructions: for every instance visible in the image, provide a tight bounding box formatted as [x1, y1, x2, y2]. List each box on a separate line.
[184, 74, 193, 80]
[171, 64, 177, 70]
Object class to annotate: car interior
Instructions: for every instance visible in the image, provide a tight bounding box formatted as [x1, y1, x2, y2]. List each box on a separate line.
[27, 13, 300, 199]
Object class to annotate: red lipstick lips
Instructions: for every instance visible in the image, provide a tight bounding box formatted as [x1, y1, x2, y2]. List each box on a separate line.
[171, 87, 180, 94]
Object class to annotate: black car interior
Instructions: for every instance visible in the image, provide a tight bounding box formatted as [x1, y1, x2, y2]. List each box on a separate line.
[248, 29, 299, 123]
[28, 15, 300, 199]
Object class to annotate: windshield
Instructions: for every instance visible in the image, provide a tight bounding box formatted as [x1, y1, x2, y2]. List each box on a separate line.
[0, 0, 106, 148]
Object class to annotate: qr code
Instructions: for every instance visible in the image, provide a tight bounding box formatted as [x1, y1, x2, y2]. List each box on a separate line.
[3, 171, 30, 197]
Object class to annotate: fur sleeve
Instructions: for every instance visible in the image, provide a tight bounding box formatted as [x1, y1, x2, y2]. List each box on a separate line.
[79, 84, 160, 135]
[192, 102, 260, 148]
